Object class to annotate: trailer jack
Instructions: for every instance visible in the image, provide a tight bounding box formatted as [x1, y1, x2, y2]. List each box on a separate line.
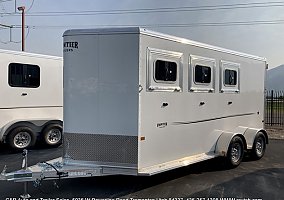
[20, 149, 31, 199]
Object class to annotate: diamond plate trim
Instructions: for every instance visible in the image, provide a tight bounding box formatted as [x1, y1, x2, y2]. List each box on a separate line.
[63, 132, 138, 164]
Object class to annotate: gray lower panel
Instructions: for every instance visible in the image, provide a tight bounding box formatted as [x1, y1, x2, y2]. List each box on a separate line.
[63, 132, 138, 164]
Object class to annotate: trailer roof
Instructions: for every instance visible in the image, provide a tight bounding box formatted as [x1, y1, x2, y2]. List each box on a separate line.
[0, 49, 62, 60]
[64, 27, 266, 62]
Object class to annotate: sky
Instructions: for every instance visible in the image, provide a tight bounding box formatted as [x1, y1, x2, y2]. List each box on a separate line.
[0, 0, 284, 69]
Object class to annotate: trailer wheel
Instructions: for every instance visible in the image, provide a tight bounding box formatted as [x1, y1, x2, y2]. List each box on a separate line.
[226, 136, 244, 168]
[7, 127, 36, 150]
[42, 124, 63, 147]
[251, 132, 266, 160]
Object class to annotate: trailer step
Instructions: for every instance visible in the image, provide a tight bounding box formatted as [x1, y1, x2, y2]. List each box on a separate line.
[138, 153, 217, 175]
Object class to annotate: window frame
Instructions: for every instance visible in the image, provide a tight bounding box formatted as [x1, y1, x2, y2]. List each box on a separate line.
[8, 63, 40, 88]
[189, 55, 215, 93]
[220, 60, 240, 93]
[147, 48, 183, 92]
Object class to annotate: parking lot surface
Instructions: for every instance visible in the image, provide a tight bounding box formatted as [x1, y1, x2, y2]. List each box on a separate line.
[0, 139, 283, 200]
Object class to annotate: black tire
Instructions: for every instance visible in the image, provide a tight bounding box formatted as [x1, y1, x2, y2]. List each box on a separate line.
[226, 136, 244, 168]
[251, 132, 266, 160]
[42, 123, 63, 147]
[7, 126, 36, 150]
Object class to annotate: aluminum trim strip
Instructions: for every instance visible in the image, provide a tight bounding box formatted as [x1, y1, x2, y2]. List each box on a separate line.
[172, 112, 256, 125]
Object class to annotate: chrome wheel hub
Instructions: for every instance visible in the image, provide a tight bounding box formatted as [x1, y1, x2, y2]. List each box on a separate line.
[231, 143, 241, 163]
[47, 129, 61, 144]
[14, 132, 31, 148]
[256, 138, 264, 156]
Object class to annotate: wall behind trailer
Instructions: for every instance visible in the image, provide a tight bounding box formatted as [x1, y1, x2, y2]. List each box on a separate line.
[0, 52, 63, 109]
[63, 33, 140, 136]
[138, 33, 266, 169]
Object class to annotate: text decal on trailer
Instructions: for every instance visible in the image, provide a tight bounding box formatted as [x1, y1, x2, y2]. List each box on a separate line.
[157, 122, 167, 128]
[64, 41, 79, 52]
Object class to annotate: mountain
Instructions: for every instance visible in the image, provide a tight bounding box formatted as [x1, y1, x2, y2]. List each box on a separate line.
[266, 64, 284, 91]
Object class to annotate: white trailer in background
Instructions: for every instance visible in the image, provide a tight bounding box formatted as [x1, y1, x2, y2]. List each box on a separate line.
[0, 49, 63, 150]
[1, 28, 268, 188]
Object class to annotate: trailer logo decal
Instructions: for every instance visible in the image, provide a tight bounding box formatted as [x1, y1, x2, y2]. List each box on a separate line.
[157, 122, 167, 128]
[64, 41, 79, 52]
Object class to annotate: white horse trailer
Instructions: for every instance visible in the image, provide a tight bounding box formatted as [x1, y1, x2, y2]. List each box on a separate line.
[1, 28, 268, 189]
[0, 49, 63, 150]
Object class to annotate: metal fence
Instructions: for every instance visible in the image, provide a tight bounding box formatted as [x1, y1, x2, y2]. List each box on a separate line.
[265, 90, 284, 126]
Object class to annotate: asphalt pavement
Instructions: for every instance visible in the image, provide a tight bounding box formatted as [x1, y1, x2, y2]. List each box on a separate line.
[0, 140, 283, 200]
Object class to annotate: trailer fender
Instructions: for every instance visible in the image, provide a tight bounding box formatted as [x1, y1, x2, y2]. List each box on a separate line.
[243, 128, 268, 150]
[215, 131, 247, 157]
[0, 121, 38, 142]
[0, 119, 62, 143]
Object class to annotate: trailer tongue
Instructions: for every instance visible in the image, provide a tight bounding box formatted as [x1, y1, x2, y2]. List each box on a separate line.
[0, 150, 104, 198]
[1, 154, 105, 183]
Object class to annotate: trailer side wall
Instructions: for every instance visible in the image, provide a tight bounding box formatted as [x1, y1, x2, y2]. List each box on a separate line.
[138, 33, 266, 170]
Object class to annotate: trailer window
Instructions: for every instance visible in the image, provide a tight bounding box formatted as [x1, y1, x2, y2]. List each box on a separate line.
[220, 60, 240, 93]
[154, 60, 177, 82]
[189, 55, 215, 92]
[9, 63, 40, 88]
[194, 65, 211, 84]
[224, 69, 237, 85]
